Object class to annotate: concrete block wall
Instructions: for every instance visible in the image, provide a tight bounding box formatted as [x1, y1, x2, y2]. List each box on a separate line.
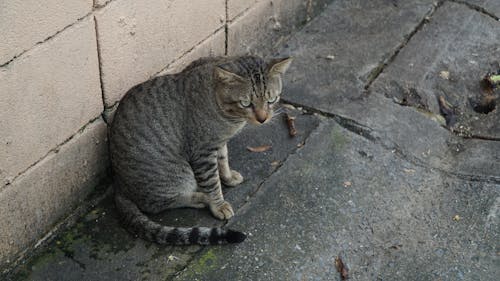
[0, 0, 330, 272]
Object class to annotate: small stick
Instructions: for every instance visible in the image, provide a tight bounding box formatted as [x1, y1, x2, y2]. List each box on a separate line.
[284, 113, 297, 137]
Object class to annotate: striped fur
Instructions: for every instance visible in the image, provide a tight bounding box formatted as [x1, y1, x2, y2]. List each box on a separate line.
[110, 55, 292, 245]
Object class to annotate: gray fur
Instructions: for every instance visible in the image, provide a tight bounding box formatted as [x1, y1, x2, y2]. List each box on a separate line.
[110, 55, 292, 245]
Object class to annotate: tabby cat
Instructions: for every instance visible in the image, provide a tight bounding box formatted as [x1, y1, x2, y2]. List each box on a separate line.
[110, 55, 292, 245]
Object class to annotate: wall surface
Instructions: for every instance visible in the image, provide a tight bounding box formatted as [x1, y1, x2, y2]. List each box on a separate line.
[0, 0, 330, 272]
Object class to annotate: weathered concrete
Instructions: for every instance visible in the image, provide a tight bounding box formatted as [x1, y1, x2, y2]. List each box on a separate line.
[371, 2, 500, 140]
[227, 0, 333, 57]
[0, 118, 108, 272]
[281, 0, 500, 180]
[156, 27, 226, 76]
[175, 119, 499, 281]
[5, 0, 500, 280]
[0, 16, 103, 187]
[95, 0, 226, 107]
[227, 0, 259, 20]
[0, 0, 93, 64]
[7, 111, 319, 281]
[460, 0, 500, 18]
[280, 0, 437, 107]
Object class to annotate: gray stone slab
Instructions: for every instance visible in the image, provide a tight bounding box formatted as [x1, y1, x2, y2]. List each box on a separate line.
[371, 2, 500, 139]
[175, 119, 500, 281]
[7, 110, 319, 281]
[280, 0, 436, 107]
[280, 0, 500, 180]
[462, 0, 500, 18]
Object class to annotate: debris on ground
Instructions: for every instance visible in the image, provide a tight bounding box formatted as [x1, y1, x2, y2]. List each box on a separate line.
[296, 141, 305, 148]
[284, 113, 298, 137]
[453, 215, 461, 221]
[335, 256, 349, 280]
[437, 95, 456, 128]
[326, 55, 335, 60]
[392, 85, 428, 110]
[439, 70, 450, 80]
[403, 168, 415, 174]
[417, 110, 447, 127]
[343, 181, 352, 187]
[482, 71, 500, 90]
[474, 71, 499, 114]
[167, 255, 179, 262]
[247, 145, 272, 153]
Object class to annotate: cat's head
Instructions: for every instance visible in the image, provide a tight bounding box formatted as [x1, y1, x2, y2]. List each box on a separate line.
[214, 56, 293, 124]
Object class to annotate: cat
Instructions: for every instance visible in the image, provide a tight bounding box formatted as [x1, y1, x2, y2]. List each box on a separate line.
[109, 55, 292, 245]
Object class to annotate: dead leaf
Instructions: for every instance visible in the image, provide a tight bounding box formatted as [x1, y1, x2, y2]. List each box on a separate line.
[270, 160, 280, 167]
[343, 181, 352, 187]
[247, 145, 271, 153]
[403, 168, 415, 174]
[335, 256, 349, 280]
[453, 214, 460, 221]
[284, 113, 297, 137]
[296, 141, 305, 148]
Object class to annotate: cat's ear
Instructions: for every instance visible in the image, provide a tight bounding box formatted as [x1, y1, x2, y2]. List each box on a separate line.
[215, 67, 246, 85]
[268, 57, 293, 76]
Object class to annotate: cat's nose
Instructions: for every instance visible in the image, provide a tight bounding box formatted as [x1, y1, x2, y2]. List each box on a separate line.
[254, 109, 268, 124]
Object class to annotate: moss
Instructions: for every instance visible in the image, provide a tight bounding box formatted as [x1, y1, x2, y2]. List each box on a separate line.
[185, 248, 219, 277]
[12, 249, 59, 280]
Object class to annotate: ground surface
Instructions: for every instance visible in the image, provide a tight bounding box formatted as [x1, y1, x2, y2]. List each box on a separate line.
[5, 0, 500, 280]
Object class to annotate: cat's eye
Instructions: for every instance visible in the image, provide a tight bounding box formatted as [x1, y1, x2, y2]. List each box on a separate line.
[267, 96, 279, 104]
[240, 100, 252, 108]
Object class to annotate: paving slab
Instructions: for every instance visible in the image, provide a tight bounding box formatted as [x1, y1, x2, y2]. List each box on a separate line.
[461, 0, 500, 18]
[280, 1, 500, 181]
[371, 1, 500, 140]
[175, 119, 499, 280]
[6, 110, 319, 281]
[279, 0, 437, 107]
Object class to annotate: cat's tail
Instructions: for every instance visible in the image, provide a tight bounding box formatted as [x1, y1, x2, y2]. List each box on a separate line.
[115, 193, 246, 245]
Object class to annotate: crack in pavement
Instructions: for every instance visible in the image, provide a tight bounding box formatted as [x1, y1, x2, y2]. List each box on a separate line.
[449, 0, 500, 20]
[168, 116, 321, 280]
[282, 100, 377, 142]
[281, 100, 500, 185]
[363, 1, 443, 90]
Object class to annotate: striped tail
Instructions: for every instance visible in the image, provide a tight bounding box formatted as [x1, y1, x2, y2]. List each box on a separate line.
[114, 193, 246, 245]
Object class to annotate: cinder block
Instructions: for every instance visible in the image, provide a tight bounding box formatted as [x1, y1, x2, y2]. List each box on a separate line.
[157, 27, 226, 76]
[0, 16, 103, 186]
[95, 0, 225, 107]
[227, 0, 310, 57]
[0, 0, 93, 64]
[0, 118, 108, 268]
[227, 0, 283, 56]
[103, 28, 225, 125]
[227, 0, 259, 20]
[94, 0, 112, 8]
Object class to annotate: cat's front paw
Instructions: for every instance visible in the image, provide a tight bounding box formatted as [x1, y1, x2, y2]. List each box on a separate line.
[221, 170, 244, 187]
[210, 201, 234, 220]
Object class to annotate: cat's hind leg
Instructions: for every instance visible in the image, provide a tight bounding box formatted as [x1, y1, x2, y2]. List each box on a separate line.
[170, 192, 209, 209]
[218, 144, 244, 187]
